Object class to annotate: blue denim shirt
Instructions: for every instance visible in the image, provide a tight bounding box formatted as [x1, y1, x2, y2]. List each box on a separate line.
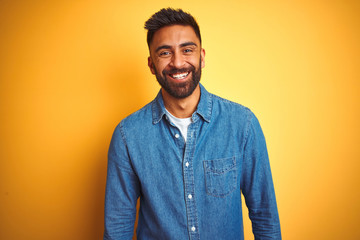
[104, 84, 281, 240]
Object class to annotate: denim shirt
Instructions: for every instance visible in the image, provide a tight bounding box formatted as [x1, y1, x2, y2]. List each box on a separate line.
[104, 84, 281, 240]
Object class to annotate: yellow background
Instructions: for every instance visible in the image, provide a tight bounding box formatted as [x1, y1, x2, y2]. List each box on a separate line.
[1, 0, 359, 239]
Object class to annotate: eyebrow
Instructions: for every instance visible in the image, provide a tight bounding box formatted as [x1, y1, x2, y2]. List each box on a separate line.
[180, 41, 198, 48]
[155, 41, 198, 53]
[155, 45, 171, 53]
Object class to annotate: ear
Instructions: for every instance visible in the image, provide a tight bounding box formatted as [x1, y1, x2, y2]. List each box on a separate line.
[148, 57, 155, 75]
[200, 48, 205, 69]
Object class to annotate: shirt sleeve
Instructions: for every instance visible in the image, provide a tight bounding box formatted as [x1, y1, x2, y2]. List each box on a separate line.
[240, 111, 282, 239]
[104, 123, 140, 240]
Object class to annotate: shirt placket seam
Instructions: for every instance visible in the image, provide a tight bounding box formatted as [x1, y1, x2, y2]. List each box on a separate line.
[183, 121, 200, 240]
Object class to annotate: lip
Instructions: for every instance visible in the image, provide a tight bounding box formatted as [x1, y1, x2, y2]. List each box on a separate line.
[167, 71, 191, 83]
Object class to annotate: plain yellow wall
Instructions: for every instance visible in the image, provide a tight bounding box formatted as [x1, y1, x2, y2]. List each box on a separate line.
[1, 0, 359, 239]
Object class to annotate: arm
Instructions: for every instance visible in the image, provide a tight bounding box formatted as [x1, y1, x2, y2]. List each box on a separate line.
[104, 123, 140, 240]
[241, 112, 281, 239]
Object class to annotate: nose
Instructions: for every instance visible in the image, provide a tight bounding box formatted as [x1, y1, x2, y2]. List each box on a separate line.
[170, 51, 185, 69]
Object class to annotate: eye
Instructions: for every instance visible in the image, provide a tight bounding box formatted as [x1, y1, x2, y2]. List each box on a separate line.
[183, 49, 193, 54]
[159, 51, 171, 57]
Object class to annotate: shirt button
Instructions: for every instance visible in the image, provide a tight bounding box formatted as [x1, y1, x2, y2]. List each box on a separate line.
[188, 194, 192, 199]
[175, 133, 180, 138]
[185, 162, 189, 167]
[191, 226, 196, 232]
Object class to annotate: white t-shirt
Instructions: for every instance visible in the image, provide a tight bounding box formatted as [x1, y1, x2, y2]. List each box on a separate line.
[165, 109, 192, 142]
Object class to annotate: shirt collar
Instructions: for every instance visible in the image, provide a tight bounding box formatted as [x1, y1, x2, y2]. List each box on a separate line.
[152, 83, 212, 124]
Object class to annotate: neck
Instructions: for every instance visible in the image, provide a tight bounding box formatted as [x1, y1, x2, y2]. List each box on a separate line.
[161, 85, 201, 118]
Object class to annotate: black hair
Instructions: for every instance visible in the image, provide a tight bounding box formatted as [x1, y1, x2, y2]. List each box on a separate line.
[144, 8, 201, 48]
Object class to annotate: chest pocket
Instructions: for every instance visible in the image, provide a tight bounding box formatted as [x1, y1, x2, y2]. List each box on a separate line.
[203, 157, 237, 197]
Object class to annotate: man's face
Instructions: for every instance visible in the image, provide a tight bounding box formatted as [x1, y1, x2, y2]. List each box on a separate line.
[148, 25, 205, 99]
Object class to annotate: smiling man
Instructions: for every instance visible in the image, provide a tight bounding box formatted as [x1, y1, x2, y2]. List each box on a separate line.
[104, 8, 281, 240]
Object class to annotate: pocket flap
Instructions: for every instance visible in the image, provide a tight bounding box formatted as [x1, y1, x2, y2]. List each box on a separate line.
[203, 157, 236, 174]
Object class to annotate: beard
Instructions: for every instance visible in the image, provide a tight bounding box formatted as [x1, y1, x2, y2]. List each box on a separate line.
[154, 58, 202, 99]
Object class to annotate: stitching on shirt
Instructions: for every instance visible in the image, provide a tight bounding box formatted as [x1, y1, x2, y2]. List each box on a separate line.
[113, 121, 137, 175]
[203, 157, 236, 173]
[211, 94, 247, 108]
[243, 109, 253, 145]
[240, 110, 255, 191]
[203, 158, 237, 198]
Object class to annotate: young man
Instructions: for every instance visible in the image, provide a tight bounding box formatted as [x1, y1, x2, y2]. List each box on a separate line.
[104, 8, 281, 240]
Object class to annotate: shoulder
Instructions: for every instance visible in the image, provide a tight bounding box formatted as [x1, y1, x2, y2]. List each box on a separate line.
[210, 93, 254, 120]
[122, 101, 153, 123]
[114, 100, 154, 137]
[210, 93, 265, 142]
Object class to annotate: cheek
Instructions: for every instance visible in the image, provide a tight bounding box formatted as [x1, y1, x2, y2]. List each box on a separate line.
[158, 62, 173, 74]
[154, 59, 167, 69]
[187, 55, 201, 67]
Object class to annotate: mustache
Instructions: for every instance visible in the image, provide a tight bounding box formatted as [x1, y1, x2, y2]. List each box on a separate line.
[162, 66, 195, 75]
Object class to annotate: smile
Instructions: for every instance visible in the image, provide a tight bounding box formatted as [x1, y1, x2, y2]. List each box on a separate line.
[169, 71, 189, 80]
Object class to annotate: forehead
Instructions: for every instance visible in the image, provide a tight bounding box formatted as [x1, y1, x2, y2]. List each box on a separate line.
[150, 25, 200, 50]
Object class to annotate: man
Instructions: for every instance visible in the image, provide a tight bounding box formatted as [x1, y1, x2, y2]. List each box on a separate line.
[104, 8, 281, 240]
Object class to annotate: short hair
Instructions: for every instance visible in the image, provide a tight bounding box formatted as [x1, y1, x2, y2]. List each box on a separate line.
[144, 8, 202, 48]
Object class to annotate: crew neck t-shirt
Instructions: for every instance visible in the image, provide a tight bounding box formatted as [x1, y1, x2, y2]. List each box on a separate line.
[165, 109, 192, 142]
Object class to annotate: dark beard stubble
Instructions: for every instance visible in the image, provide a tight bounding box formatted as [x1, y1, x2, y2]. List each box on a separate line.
[154, 57, 202, 99]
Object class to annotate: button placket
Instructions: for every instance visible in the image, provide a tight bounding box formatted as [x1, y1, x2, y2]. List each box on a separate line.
[182, 122, 200, 240]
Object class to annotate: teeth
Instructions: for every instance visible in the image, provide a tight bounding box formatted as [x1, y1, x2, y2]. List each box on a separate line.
[171, 72, 189, 79]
